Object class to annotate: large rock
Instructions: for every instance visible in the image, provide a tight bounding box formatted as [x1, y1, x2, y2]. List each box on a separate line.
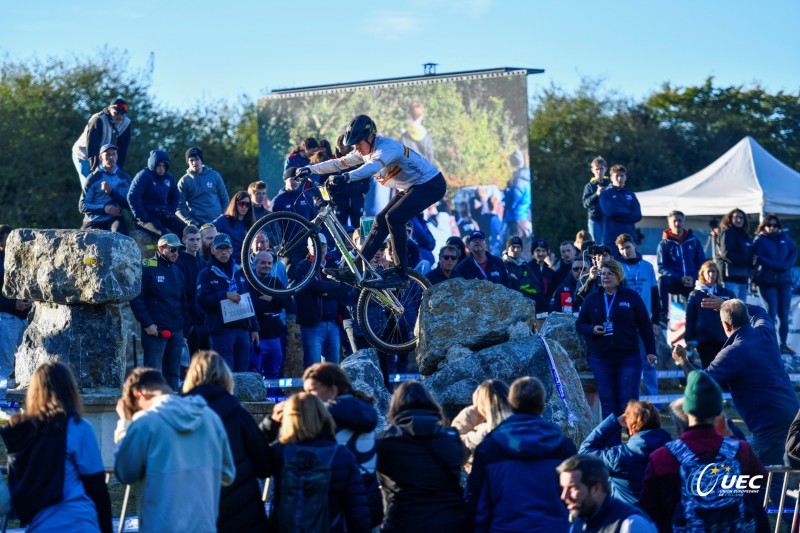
[15, 302, 126, 389]
[3, 229, 141, 305]
[233, 372, 267, 402]
[540, 313, 589, 372]
[423, 335, 594, 445]
[341, 348, 392, 431]
[416, 279, 536, 375]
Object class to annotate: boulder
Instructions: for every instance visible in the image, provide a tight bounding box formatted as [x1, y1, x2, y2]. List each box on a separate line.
[233, 372, 267, 402]
[3, 229, 141, 305]
[341, 348, 392, 431]
[283, 315, 304, 386]
[540, 312, 589, 372]
[416, 279, 536, 375]
[15, 302, 126, 389]
[423, 334, 594, 445]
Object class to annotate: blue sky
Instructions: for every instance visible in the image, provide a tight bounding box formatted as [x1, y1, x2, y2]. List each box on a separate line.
[2, 0, 798, 109]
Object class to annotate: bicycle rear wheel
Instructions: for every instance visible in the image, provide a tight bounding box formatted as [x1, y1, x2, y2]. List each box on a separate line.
[356, 268, 430, 354]
[241, 212, 321, 297]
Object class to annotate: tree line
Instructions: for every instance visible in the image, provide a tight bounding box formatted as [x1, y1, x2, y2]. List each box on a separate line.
[1, 50, 797, 240]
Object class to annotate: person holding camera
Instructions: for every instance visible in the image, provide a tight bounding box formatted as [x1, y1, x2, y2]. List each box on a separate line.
[576, 260, 656, 428]
[581, 156, 609, 246]
[577, 244, 613, 301]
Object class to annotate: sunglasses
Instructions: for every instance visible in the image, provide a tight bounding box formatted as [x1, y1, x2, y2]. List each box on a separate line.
[441, 255, 458, 261]
[766, 223, 779, 228]
[113, 103, 129, 112]
[163, 246, 180, 253]
[237, 201, 251, 208]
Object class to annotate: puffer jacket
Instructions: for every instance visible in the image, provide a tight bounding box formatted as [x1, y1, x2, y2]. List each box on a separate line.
[657, 228, 706, 280]
[753, 230, 797, 286]
[466, 413, 576, 532]
[578, 414, 671, 506]
[185, 384, 270, 533]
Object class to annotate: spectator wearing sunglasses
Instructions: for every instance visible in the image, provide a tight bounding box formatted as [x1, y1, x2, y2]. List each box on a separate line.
[212, 191, 257, 262]
[130, 233, 191, 390]
[72, 97, 132, 188]
[426, 245, 462, 285]
[176, 147, 230, 226]
[754, 213, 798, 353]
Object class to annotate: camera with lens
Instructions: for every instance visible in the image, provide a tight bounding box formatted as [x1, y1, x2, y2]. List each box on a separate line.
[598, 178, 611, 188]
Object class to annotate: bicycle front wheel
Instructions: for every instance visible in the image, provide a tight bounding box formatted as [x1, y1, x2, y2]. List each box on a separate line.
[356, 268, 430, 354]
[241, 212, 321, 297]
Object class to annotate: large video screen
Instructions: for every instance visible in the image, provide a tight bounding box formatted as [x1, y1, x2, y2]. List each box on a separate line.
[258, 71, 531, 194]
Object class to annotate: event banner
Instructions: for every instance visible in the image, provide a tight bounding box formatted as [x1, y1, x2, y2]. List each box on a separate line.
[258, 70, 531, 193]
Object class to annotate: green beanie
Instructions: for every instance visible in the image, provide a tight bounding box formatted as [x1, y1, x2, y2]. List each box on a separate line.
[683, 371, 723, 419]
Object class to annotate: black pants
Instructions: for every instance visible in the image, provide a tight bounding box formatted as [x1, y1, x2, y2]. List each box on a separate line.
[333, 194, 366, 227]
[82, 216, 128, 235]
[136, 212, 186, 238]
[360, 173, 446, 271]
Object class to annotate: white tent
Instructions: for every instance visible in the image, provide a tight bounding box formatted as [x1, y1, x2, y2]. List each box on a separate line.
[638, 136, 800, 225]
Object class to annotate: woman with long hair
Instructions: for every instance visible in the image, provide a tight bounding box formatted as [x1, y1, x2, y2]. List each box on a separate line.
[212, 190, 256, 260]
[182, 351, 271, 533]
[268, 392, 371, 532]
[685, 260, 735, 368]
[376, 381, 466, 532]
[715, 208, 752, 300]
[0, 362, 111, 532]
[452, 379, 512, 472]
[754, 213, 798, 353]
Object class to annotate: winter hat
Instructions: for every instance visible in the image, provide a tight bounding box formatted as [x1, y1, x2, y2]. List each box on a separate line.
[506, 236, 523, 248]
[185, 147, 204, 163]
[683, 371, 723, 419]
[509, 150, 524, 169]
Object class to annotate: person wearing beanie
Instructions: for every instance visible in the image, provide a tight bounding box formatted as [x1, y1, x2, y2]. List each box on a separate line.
[128, 150, 186, 237]
[72, 97, 133, 188]
[175, 147, 230, 226]
[639, 371, 769, 531]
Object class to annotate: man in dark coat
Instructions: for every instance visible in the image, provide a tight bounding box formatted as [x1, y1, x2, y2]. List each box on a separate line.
[426, 245, 462, 285]
[128, 150, 185, 237]
[454, 231, 509, 286]
[466, 377, 577, 532]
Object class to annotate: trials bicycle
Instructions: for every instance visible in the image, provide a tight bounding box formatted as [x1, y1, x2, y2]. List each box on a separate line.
[240, 174, 430, 354]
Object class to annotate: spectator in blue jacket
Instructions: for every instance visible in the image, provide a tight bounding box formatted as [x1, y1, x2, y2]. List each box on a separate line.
[454, 231, 509, 286]
[656, 210, 706, 326]
[212, 191, 256, 263]
[578, 400, 670, 505]
[79, 143, 131, 234]
[466, 376, 576, 532]
[283, 137, 320, 171]
[598, 165, 641, 248]
[502, 150, 532, 240]
[197, 233, 260, 372]
[176, 147, 230, 226]
[753, 214, 798, 353]
[129, 233, 190, 390]
[684, 260, 734, 368]
[127, 150, 185, 237]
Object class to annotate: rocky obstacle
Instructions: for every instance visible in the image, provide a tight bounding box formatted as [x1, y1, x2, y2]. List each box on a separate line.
[341, 348, 392, 431]
[233, 372, 268, 402]
[3, 229, 141, 305]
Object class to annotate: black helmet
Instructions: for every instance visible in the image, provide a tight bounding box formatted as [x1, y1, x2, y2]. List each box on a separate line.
[343, 115, 377, 146]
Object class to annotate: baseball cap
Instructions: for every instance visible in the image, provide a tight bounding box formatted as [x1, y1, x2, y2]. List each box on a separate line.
[506, 236, 523, 248]
[212, 233, 233, 249]
[157, 234, 184, 249]
[99, 143, 118, 155]
[470, 230, 486, 241]
[532, 239, 549, 251]
[110, 97, 128, 113]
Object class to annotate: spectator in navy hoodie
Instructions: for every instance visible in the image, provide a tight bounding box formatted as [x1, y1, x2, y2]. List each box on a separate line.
[466, 376, 576, 532]
[753, 213, 798, 354]
[656, 210, 706, 327]
[598, 165, 641, 248]
[283, 137, 320, 171]
[578, 400, 670, 505]
[127, 150, 185, 237]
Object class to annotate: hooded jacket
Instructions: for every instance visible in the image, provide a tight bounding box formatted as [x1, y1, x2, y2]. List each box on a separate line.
[578, 414, 671, 506]
[656, 228, 706, 280]
[753, 230, 797, 286]
[176, 166, 230, 225]
[127, 151, 179, 223]
[466, 413, 576, 532]
[114, 394, 236, 533]
[598, 186, 641, 247]
[79, 165, 131, 224]
[184, 384, 270, 533]
[376, 409, 467, 533]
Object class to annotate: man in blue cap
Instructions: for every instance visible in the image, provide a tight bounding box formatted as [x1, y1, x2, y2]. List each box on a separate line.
[454, 230, 509, 286]
[79, 143, 132, 234]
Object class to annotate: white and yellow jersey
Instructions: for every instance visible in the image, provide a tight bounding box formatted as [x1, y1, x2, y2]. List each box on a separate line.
[308, 135, 440, 191]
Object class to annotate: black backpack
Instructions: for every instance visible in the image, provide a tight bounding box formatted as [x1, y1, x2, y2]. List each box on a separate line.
[277, 443, 338, 533]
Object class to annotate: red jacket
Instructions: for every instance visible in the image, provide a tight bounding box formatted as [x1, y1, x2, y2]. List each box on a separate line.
[638, 425, 768, 533]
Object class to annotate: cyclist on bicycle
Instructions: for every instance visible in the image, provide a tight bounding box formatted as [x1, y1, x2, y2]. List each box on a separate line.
[297, 114, 446, 288]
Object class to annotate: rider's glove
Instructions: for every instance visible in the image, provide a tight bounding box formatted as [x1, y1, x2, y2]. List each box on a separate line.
[326, 175, 346, 188]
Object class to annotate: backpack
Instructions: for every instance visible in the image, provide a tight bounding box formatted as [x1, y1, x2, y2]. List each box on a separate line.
[666, 437, 756, 533]
[277, 443, 338, 533]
